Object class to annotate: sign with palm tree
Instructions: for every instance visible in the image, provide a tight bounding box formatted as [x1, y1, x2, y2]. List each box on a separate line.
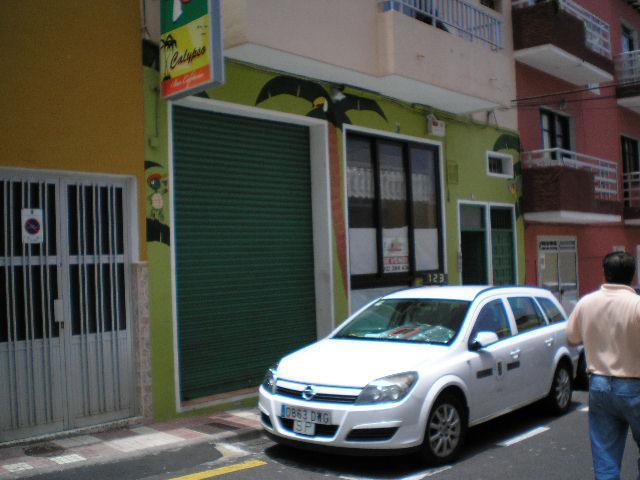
[160, 0, 225, 99]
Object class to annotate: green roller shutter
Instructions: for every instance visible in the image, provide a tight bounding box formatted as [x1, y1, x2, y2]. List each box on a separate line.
[172, 106, 317, 401]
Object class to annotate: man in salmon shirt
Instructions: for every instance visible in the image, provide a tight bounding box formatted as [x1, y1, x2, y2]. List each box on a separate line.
[567, 251, 640, 480]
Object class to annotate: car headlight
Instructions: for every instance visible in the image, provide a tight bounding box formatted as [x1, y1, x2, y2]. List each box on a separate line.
[355, 372, 418, 405]
[261, 362, 279, 394]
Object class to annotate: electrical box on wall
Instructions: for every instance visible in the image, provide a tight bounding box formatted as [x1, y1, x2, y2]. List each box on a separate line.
[427, 115, 446, 137]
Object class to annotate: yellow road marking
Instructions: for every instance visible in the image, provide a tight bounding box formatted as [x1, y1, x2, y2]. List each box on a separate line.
[170, 459, 267, 480]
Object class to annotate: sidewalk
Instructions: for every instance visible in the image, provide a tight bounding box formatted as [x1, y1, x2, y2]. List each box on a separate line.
[0, 408, 262, 479]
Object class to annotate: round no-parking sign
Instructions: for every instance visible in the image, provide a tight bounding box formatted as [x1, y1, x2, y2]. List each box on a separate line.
[21, 209, 43, 244]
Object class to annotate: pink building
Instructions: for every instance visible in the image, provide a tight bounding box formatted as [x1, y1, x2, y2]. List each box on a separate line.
[512, 0, 640, 308]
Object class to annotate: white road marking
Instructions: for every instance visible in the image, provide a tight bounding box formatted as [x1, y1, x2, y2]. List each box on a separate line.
[2, 463, 34, 473]
[49, 454, 86, 465]
[217, 442, 250, 458]
[339, 466, 452, 480]
[579, 406, 589, 412]
[497, 426, 550, 447]
[421, 466, 453, 477]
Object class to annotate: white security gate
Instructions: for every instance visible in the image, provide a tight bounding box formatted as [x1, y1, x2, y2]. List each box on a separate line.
[0, 171, 134, 442]
[538, 237, 578, 314]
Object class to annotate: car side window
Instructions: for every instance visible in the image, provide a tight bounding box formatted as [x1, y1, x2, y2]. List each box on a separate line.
[536, 297, 566, 324]
[507, 297, 546, 333]
[470, 300, 512, 340]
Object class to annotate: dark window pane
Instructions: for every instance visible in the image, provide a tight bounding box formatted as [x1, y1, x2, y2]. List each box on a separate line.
[410, 146, 439, 271]
[0, 181, 5, 256]
[100, 263, 110, 332]
[10, 266, 26, 341]
[471, 299, 512, 339]
[117, 263, 127, 330]
[491, 208, 512, 229]
[488, 155, 504, 174]
[537, 297, 565, 324]
[68, 185, 79, 256]
[116, 188, 124, 255]
[508, 297, 546, 333]
[347, 137, 377, 275]
[46, 183, 57, 256]
[12, 182, 24, 257]
[100, 187, 110, 255]
[461, 205, 487, 284]
[47, 265, 59, 338]
[379, 141, 409, 274]
[70, 264, 97, 335]
[0, 267, 7, 342]
[83, 186, 95, 256]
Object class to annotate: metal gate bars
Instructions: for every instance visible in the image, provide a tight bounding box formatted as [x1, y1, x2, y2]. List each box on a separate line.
[0, 172, 134, 442]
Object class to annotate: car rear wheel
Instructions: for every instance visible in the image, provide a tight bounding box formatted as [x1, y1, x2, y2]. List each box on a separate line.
[419, 394, 467, 465]
[545, 362, 572, 414]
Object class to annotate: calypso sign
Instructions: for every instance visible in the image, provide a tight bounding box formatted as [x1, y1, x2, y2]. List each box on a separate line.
[160, 0, 224, 99]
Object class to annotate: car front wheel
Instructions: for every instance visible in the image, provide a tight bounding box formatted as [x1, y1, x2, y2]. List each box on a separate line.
[545, 362, 572, 414]
[419, 394, 467, 465]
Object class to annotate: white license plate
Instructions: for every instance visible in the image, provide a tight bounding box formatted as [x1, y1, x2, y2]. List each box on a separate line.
[281, 405, 331, 436]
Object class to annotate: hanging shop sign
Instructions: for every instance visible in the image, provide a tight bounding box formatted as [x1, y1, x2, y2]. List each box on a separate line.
[160, 0, 225, 99]
[21, 209, 43, 244]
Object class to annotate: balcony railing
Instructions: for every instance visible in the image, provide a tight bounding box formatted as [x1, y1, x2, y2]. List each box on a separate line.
[523, 148, 618, 200]
[615, 49, 640, 84]
[379, 0, 503, 49]
[512, 0, 611, 59]
[623, 172, 640, 207]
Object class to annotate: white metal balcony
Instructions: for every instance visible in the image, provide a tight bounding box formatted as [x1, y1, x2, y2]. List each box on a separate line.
[615, 50, 640, 113]
[523, 148, 618, 200]
[380, 0, 503, 49]
[616, 49, 640, 83]
[512, 0, 611, 58]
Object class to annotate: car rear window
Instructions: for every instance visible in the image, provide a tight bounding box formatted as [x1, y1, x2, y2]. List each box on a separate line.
[536, 297, 566, 324]
[334, 298, 471, 345]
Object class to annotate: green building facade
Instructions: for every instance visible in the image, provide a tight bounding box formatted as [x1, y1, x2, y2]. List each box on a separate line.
[143, 59, 523, 421]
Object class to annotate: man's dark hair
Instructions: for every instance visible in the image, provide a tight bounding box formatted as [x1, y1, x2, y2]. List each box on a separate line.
[602, 251, 636, 285]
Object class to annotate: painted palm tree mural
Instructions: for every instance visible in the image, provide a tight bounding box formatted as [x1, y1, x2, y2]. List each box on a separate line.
[254, 76, 388, 128]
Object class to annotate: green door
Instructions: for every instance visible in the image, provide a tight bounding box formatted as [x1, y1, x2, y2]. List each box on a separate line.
[491, 208, 515, 285]
[172, 106, 317, 401]
[460, 205, 487, 285]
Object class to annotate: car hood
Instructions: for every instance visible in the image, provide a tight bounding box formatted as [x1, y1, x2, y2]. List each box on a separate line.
[276, 338, 451, 388]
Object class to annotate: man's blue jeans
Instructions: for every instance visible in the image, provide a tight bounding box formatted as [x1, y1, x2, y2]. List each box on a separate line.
[589, 374, 640, 480]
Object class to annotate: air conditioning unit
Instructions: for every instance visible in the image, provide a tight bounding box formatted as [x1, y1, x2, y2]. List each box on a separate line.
[427, 115, 446, 137]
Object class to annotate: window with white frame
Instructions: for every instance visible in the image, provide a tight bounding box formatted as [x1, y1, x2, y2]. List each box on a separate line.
[347, 133, 444, 291]
[486, 151, 514, 178]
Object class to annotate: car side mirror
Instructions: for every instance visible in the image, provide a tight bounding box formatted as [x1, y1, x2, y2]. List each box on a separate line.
[469, 331, 500, 351]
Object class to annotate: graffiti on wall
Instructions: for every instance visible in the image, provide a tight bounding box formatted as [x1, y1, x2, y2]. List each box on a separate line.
[255, 75, 388, 128]
[145, 160, 171, 245]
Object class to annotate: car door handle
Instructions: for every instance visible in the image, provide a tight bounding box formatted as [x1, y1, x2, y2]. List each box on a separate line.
[544, 338, 554, 347]
[510, 349, 521, 359]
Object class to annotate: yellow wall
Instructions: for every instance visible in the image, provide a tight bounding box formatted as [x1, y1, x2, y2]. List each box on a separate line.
[1, 0, 146, 259]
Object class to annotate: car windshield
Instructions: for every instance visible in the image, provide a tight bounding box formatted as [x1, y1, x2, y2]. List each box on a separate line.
[334, 298, 471, 345]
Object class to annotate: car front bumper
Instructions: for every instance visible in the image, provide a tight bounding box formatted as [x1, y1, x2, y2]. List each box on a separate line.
[258, 385, 426, 450]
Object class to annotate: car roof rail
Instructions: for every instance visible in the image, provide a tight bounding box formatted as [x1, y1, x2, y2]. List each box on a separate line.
[473, 285, 549, 301]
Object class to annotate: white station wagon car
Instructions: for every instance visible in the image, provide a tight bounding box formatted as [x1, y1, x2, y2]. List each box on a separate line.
[259, 286, 579, 463]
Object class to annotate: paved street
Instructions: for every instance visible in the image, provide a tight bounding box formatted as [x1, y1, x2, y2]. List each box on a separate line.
[9, 390, 637, 480]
